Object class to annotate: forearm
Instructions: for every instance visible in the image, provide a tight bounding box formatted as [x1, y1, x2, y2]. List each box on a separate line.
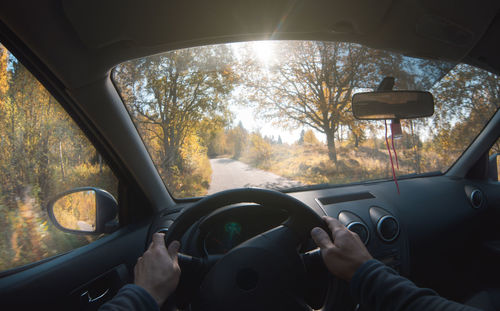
[350, 260, 481, 311]
[99, 284, 160, 311]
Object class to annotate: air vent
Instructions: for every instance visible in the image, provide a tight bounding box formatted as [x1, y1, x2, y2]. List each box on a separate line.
[347, 222, 370, 245]
[470, 189, 483, 209]
[369, 206, 400, 243]
[317, 192, 375, 206]
[465, 185, 485, 209]
[338, 211, 370, 245]
[377, 216, 400, 242]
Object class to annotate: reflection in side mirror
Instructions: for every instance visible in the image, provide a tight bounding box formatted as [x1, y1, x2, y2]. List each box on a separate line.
[47, 187, 118, 235]
[52, 190, 97, 232]
[352, 90, 434, 120]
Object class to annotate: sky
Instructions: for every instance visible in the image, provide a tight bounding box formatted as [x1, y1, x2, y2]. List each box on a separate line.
[226, 40, 454, 143]
[229, 41, 320, 144]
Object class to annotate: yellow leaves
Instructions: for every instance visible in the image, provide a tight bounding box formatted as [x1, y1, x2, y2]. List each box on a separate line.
[0, 45, 8, 98]
[165, 132, 212, 197]
[0, 43, 117, 271]
[321, 81, 331, 102]
[248, 134, 273, 169]
[9, 194, 47, 265]
[302, 130, 320, 146]
[52, 191, 96, 231]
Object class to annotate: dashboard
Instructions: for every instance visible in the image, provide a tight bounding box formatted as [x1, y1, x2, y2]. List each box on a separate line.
[153, 174, 499, 303]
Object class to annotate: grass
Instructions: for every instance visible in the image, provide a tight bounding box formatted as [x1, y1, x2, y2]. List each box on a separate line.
[240, 140, 446, 187]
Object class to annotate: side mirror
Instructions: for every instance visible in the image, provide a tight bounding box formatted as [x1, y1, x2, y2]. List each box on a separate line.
[47, 187, 118, 235]
[489, 153, 499, 181]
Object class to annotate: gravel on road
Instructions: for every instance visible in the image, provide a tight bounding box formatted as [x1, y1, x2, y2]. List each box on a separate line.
[207, 158, 303, 195]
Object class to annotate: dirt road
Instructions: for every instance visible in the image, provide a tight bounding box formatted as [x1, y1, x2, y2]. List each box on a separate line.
[207, 158, 302, 194]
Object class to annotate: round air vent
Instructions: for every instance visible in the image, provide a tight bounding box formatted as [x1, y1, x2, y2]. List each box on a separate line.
[470, 189, 483, 209]
[347, 222, 370, 245]
[377, 215, 399, 242]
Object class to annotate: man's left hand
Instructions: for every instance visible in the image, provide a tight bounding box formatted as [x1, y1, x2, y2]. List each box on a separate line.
[134, 233, 181, 306]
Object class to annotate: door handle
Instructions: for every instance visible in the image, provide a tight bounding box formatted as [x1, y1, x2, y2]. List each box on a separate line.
[81, 288, 110, 304]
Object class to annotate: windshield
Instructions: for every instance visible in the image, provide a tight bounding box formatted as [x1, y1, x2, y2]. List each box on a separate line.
[112, 41, 499, 198]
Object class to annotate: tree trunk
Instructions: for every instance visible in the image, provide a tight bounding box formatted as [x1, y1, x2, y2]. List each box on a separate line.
[59, 141, 65, 180]
[98, 154, 103, 174]
[37, 134, 50, 204]
[410, 121, 421, 174]
[325, 131, 338, 163]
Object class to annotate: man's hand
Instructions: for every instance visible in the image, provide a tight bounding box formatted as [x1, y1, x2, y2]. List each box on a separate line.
[311, 216, 373, 281]
[134, 233, 181, 306]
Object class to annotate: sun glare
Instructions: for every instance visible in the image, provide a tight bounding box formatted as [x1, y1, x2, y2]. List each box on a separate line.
[252, 41, 276, 65]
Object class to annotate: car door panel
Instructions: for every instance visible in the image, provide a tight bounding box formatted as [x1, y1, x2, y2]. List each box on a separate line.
[0, 222, 150, 309]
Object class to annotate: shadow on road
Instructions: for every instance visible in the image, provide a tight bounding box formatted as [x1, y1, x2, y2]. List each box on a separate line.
[244, 179, 302, 190]
[211, 158, 237, 164]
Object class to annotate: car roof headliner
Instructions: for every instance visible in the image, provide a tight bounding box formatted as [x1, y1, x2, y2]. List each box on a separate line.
[1, 0, 499, 91]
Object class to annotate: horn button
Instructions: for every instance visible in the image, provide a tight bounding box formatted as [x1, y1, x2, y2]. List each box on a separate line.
[196, 228, 305, 310]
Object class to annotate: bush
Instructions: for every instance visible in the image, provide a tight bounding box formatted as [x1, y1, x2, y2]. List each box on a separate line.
[167, 133, 212, 198]
[249, 134, 273, 169]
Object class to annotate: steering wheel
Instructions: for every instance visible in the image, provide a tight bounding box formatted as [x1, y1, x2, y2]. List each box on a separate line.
[164, 188, 330, 311]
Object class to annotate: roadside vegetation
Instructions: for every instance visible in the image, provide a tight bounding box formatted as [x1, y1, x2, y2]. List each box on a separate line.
[0, 45, 117, 271]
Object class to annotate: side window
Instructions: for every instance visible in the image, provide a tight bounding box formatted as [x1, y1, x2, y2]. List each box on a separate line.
[0, 44, 118, 272]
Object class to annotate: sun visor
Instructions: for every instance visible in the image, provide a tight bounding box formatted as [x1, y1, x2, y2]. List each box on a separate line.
[62, 0, 393, 49]
[62, 0, 499, 68]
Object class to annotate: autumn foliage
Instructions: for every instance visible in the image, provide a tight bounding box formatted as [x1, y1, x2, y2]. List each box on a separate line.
[0, 45, 117, 271]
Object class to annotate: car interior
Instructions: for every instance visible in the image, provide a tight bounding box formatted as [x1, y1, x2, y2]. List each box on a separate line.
[0, 0, 499, 310]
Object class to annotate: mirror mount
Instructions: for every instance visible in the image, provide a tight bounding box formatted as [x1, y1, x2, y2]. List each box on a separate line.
[377, 76, 395, 92]
[377, 78, 405, 138]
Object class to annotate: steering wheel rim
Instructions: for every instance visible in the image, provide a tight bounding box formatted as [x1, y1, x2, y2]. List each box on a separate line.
[165, 188, 328, 310]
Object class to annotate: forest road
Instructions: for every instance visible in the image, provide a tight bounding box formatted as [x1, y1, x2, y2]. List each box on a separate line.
[207, 158, 303, 195]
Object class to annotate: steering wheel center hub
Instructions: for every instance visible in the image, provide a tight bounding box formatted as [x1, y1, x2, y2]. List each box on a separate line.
[196, 245, 303, 310]
[236, 268, 259, 290]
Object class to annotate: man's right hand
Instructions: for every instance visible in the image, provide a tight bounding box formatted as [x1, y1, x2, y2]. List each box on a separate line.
[311, 216, 373, 281]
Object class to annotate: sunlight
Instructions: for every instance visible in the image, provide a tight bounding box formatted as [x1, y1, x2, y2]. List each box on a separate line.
[252, 41, 276, 65]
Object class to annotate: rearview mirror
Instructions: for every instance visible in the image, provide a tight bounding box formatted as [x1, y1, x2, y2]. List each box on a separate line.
[47, 187, 118, 235]
[352, 90, 434, 120]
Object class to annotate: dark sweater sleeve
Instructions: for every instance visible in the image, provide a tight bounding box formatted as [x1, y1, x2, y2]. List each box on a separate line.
[98, 284, 160, 311]
[350, 259, 482, 311]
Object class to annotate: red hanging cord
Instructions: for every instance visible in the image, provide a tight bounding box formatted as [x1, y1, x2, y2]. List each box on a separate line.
[391, 134, 399, 170]
[385, 120, 400, 194]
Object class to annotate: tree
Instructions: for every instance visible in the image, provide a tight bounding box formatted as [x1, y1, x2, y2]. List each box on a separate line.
[277, 135, 283, 145]
[428, 64, 500, 169]
[226, 121, 248, 158]
[113, 45, 237, 190]
[297, 129, 305, 145]
[247, 42, 374, 163]
[0, 44, 118, 270]
[197, 114, 232, 157]
[249, 133, 272, 168]
[302, 129, 320, 146]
